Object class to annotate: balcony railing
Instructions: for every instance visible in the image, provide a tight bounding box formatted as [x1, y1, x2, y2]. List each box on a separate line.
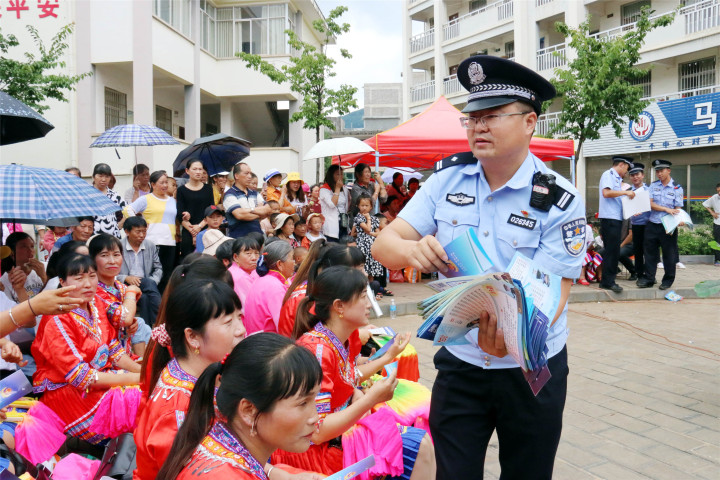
[443, 0, 513, 41]
[642, 84, 720, 102]
[536, 112, 566, 137]
[443, 75, 462, 96]
[683, 0, 720, 34]
[536, 43, 566, 71]
[536, 0, 554, 5]
[410, 80, 436, 103]
[410, 28, 434, 55]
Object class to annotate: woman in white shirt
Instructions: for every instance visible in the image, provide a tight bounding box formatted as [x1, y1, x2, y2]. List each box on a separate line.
[319, 165, 349, 242]
[0, 232, 46, 303]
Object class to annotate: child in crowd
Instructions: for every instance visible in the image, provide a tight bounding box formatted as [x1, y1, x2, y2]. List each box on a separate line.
[195, 205, 224, 253]
[42, 226, 68, 255]
[260, 200, 280, 236]
[293, 246, 308, 271]
[579, 223, 603, 285]
[376, 213, 389, 231]
[292, 217, 311, 249]
[353, 194, 384, 283]
[166, 177, 177, 198]
[305, 213, 326, 243]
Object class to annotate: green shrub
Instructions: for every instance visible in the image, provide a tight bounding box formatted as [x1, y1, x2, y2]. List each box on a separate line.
[690, 202, 713, 227]
[677, 225, 714, 255]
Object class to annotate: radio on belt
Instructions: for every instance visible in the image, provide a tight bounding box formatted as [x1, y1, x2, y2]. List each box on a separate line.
[530, 172, 557, 211]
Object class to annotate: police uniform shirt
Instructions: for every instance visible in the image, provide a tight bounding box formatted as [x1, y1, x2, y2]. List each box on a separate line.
[630, 183, 650, 226]
[648, 179, 684, 224]
[399, 152, 586, 370]
[598, 168, 624, 220]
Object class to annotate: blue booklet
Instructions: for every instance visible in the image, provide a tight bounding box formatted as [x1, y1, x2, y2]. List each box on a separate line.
[442, 228, 493, 277]
[325, 455, 376, 480]
[0, 370, 32, 410]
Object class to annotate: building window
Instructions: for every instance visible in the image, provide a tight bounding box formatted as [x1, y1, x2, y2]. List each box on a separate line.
[629, 70, 652, 97]
[104, 88, 127, 130]
[679, 57, 716, 94]
[200, 2, 293, 58]
[470, 0, 487, 11]
[621, 0, 651, 26]
[154, 0, 192, 37]
[156, 105, 173, 135]
[505, 41, 515, 58]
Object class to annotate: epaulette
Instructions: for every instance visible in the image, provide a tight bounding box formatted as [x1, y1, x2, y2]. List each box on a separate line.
[433, 152, 477, 173]
[674, 184, 682, 190]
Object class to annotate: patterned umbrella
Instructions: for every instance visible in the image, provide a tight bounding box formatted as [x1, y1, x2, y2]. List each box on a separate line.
[0, 164, 121, 226]
[89, 124, 179, 148]
[0, 92, 54, 145]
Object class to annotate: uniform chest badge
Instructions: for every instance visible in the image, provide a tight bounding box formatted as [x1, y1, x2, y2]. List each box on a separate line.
[561, 218, 586, 257]
[507, 212, 537, 230]
[447, 192, 476, 206]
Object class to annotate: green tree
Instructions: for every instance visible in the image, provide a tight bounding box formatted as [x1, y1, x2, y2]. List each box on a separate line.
[0, 24, 91, 114]
[549, 7, 675, 159]
[237, 5, 358, 180]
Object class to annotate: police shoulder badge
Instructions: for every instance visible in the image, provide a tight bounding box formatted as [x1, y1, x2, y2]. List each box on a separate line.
[468, 62, 486, 85]
[447, 192, 476, 206]
[561, 218, 586, 257]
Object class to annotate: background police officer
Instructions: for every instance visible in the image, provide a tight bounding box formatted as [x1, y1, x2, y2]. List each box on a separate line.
[598, 156, 636, 293]
[628, 162, 651, 282]
[373, 56, 586, 480]
[637, 159, 684, 289]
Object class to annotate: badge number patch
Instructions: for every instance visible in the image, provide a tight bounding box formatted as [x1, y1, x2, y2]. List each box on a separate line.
[507, 214, 537, 230]
[561, 218, 586, 257]
[446, 193, 476, 206]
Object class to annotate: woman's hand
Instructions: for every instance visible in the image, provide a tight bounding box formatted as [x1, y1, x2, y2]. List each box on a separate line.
[8, 267, 27, 292]
[25, 258, 47, 281]
[30, 286, 83, 315]
[182, 211, 191, 222]
[1, 341, 26, 366]
[366, 370, 397, 404]
[126, 285, 141, 297]
[385, 332, 411, 360]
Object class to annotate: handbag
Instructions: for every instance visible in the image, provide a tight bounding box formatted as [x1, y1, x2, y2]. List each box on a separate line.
[389, 269, 405, 283]
[339, 212, 351, 229]
[92, 433, 136, 480]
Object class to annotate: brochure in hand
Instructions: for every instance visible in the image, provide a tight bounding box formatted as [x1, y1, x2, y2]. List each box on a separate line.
[661, 209, 693, 234]
[325, 455, 376, 480]
[417, 229, 563, 395]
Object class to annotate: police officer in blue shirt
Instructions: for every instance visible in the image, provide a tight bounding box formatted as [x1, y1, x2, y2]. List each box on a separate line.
[598, 156, 636, 293]
[637, 159, 684, 289]
[372, 56, 586, 480]
[628, 162, 651, 282]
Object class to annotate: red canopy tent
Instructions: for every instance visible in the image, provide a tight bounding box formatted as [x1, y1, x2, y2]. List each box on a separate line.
[334, 96, 574, 170]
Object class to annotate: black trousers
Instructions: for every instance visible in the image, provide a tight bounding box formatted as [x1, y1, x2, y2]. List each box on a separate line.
[136, 277, 162, 326]
[429, 347, 568, 480]
[714, 224, 720, 263]
[157, 245, 176, 292]
[643, 222, 678, 287]
[600, 218, 623, 288]
[632, 224, 647, 280]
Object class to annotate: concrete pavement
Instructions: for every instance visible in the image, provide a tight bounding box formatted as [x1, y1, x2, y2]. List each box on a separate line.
[373, 299, 720, 479]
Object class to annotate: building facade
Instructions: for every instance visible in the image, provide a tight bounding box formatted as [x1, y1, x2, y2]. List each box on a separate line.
[0, 0, 327, 190]
[403, 0, 720, 211]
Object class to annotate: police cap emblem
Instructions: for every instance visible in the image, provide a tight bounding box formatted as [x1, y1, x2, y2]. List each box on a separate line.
[468, 62, 486, 85]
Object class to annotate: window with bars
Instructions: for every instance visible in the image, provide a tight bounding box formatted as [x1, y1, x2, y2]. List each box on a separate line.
[105, 88, 127, 130]
[505, 41, 515, 58]
[621, 0, 651, 26]
[156, 105, 173, 135]
[629, 70, 652, 97]
[679, 57, 716, 94]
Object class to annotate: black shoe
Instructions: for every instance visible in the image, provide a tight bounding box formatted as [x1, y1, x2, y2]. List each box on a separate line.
[659, 284, 672, 290]
[628, 274, 638, 281]
[600, 284, 623, 293]
[636, 280, 654, 288]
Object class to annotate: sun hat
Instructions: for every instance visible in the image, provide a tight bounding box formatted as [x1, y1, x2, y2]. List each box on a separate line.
[263, 168, 287, 183]
[306, 213, 325, 224]
[282, 172, 302, 185]
[202, 229, 233, 256]
[271, 213, 300, 232]
[302, 182, 310, 193]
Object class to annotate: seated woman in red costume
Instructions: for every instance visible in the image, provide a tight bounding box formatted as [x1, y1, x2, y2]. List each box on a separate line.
[278, 244, 420, 382]
[156, 333, 324, 480]
[22, 254, 141, 454]
[88, 234, 148, 357]
[273, 266, 436, 479]
[134, 278, 246, 480]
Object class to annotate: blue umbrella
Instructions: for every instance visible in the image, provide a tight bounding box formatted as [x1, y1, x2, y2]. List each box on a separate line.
[0, 164, 121, 226]
[173, 133, 251, 177]
[89, 124, 178, 147]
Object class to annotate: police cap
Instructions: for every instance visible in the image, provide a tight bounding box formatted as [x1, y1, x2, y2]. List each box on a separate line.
[458, 55, 556, 115]
[612, 156, 634, 168]
[652, 159, 672, 170]
[628, 162, 645, 174]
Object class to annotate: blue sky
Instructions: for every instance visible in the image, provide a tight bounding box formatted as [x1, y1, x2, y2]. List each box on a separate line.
[316, 0, 404, 108]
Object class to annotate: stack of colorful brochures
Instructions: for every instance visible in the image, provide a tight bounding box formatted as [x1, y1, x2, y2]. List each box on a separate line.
[416, 230, 562, 394]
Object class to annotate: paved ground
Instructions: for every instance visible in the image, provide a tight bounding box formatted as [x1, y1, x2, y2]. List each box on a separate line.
[373, 298, 720, 479]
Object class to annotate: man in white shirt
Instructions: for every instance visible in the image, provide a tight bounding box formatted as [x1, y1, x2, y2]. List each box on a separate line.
[703, 182, 720, 266]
